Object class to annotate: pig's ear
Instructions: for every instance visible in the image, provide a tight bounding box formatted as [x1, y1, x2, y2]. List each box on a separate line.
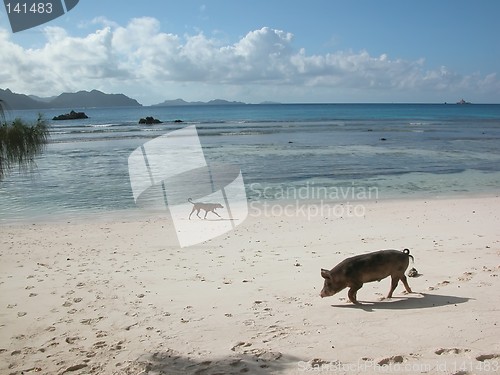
[321, 269, 331, 279]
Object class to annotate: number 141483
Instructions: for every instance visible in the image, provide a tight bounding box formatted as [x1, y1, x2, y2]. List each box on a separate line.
[5, 2, 53, 14]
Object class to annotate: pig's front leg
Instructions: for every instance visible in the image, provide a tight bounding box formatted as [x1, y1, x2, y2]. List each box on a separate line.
[347, 283, 363, 304]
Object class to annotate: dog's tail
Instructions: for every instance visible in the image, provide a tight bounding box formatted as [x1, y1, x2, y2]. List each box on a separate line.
[188, 198, 194, 204]
[403, 248, 414, 263]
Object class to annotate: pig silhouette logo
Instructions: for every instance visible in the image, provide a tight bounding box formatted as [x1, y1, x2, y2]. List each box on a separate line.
[4, 0, 80, 33]
[128, 125, 248, 247]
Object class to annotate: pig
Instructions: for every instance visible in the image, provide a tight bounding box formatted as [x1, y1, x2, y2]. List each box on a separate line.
[320, 249, 414, 304]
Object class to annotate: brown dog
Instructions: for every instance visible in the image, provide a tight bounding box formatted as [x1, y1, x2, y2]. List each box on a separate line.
[320, 249, 413, 304]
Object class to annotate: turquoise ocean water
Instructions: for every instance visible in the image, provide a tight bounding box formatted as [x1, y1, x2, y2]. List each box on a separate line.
[1, 104, 500, 223]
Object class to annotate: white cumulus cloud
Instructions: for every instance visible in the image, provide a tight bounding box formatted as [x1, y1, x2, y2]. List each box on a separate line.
[0, 17, 498, 103]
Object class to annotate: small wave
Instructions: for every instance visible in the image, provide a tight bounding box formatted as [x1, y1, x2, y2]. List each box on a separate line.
[87, 123, 116, 128]
[169, 121, 201, 125]
[70, 129, 118, 134]
[51, 131, 70, 135]
[220, 131, 264, 136]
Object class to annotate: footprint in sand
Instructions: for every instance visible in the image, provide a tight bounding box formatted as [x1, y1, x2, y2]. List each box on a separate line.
[458, 272, 475, 282]
[230, 342, 282, 361]
[434, 348, 471, 355]
[110, 340, 125, 351]
[80, 317, 104, 325]
[65, 337, 80, 344]
[476, 353, 500, 362]
[246, 348, 282, 361]
[95, 330, 107, 338]
[481, 266, 499, 273]
[377, 355, 404, 365]
[92, 341, 107, 349]
[61, 364, 87, 373]
[231, 342, 252, 351]
[429, 280, 451, 291]
[302, 358, 340, 370]
[311, 358, 336, 366]
[254, 325, 291, 342]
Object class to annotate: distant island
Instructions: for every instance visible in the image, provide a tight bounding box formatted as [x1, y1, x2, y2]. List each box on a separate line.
[0, 88, 142, 110]
[152, 98, 248, 107]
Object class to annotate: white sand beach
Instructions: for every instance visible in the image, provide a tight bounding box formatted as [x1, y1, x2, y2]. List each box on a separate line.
[1, 196, 499, 374]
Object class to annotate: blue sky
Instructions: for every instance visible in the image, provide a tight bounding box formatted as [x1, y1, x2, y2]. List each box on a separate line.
[1, 0, 499, 104]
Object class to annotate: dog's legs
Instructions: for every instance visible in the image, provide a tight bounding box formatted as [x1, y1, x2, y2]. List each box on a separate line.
[348, 283, 362, 304]
[401, 275, 412, 293]
[212, 211, 221, 218]
[196, 209, 201, 219]
[387, 275, 400, 298]
[203, 210, 208, 219]
[189, 207, 196, 220]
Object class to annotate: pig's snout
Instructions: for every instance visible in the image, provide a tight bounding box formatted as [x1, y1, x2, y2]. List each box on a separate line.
[319, 289, 329, 298]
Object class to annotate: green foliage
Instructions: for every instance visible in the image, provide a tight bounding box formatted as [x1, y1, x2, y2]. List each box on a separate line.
[0, 100, 50, 180]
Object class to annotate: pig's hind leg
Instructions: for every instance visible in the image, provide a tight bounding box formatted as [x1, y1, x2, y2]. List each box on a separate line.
[401, 275, 412, 294]
[387, 275, 400, 298]
[347, 283, 362, 304]
[388, 274, 412, 299]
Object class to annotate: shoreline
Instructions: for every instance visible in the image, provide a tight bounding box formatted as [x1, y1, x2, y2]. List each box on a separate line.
[1, 195, 499, 374]
[2, 190, 499, 227]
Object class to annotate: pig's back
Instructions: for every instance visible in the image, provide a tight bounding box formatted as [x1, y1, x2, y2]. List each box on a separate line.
[340, 250, 410, 283]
